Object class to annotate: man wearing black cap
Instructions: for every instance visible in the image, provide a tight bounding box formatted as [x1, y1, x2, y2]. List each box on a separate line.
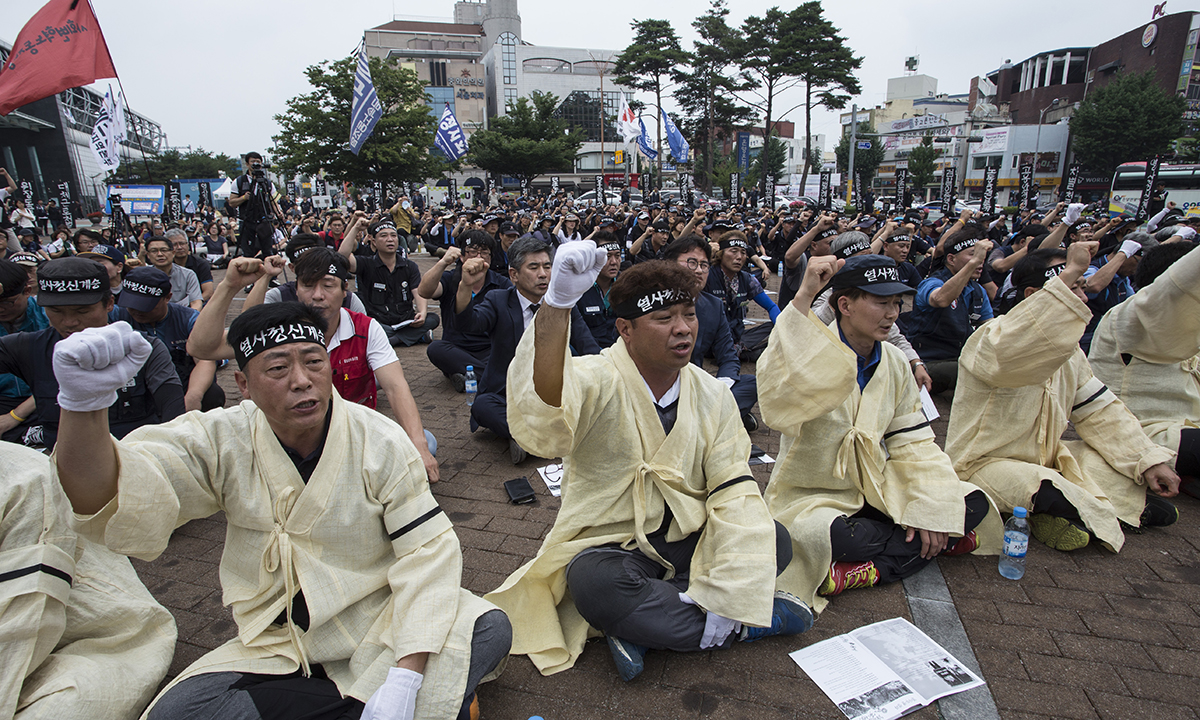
[51, 301, 510, 720]
[574, 232, 623, 348]
[76, 243, 126, 292]
[705, 232, 781, 346]
[760, 254, 996, 607]
[417, 231, 512, 391]
[250, 233, 368, 314]
[491, 220, 522, 277]
[488, 250, 810, 682]
[0, 259, 48, 442]
[779, 213, 839, 308]
[455, 236, 600, 463]
[630, 218, 673, 264]
[1078, 231, 1155, 353]
[339, 217, 438, 346]
[0, 258, 184, 448]
[112, 266, 225, 413]
[904, 233, 994, 393]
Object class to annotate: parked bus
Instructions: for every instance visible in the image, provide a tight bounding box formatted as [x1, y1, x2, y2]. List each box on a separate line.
[1109, 161, 1200, 217]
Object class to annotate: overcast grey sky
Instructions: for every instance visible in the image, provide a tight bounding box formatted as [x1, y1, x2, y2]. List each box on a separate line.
[1, 0, 1171, 159]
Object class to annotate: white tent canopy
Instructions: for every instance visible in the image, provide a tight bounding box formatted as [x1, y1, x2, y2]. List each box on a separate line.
[213, 177, 235, 199]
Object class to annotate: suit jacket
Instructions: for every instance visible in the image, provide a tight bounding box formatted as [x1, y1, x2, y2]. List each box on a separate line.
[456, 286, 601, 396]
[693, 291, 741, 378]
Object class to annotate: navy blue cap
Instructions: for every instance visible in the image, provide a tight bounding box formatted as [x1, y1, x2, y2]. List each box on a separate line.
[117, 266, 172, 312]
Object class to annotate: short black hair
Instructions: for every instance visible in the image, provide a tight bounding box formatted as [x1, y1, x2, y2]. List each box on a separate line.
[1134, 241, 1197, 289]
[145, 235, 171, 250]
[72, 228, 102, 246]
[591, 230, 617, 244]
[830, 287, 868, 321]
[0, 260, 28, 299]
[460, 229, 495, 252]
[293, 247, 349, 288]
[508, 236, 552, 271]
[1000, 247, 1068, 313]
[609, 261, 696, 320]
[245, 151, 263, 162]
[662, 234, 710, 262]
[228, 302, 327, 358]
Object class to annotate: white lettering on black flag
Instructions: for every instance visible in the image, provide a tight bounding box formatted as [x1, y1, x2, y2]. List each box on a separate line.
[349, 44, 383, 156]
[982, 166, 999, 215]
[434, 103, 469, 161]
[1061, 163, 1081, 203]
[1018, 164, 1035, 210]
[1135, 156, 1161, 222]
[57, 181, 74, 227]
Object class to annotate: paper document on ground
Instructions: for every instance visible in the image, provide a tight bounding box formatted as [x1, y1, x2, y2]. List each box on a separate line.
[748, 454, 775, 466]
[537, 462, 563, 496]
[919, 387, 939, 421]
[790, 617, 984, 720]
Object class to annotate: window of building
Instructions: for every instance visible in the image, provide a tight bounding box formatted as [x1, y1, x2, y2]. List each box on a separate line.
[504, 87, 517, 109]
[973, 155, 1003, 170]
[426, 87, 456, 119]
[524, 58, 571, 74]
[552, 90, 627, 142]
[500, 32, 517, 85]
[430, 62, 448, 87]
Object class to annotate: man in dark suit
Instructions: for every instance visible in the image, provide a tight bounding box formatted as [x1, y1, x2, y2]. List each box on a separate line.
[456, 236, 601, 463]
[663, 236, 760, 432]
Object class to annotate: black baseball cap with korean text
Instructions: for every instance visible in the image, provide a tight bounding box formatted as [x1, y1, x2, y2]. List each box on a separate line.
[116, 266, 172, 312]
[830, 255, 915, 296]
[37, 257, 110, 306]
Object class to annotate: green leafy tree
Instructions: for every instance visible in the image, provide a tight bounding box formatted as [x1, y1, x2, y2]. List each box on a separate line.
[615, 19, 689, 186]
[834, 123, 885, 191]
[1070, 71, 1185, 175]
[674, 0, 756, 192]
[783, 2, 861, 189]
[745, 133, 787, 190]
[271, 56, 447, 187]
[466, 92, 584, 188]
[114, 148, 241, 186]
[906, 135, 941, 191]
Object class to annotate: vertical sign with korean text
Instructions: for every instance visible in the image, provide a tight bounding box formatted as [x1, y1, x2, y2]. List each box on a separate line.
[551, 176, 559, 194]
[731, 172, 741, 205]
[198, 181, 214, 211]
[941, 167, 958, 216]
[818, 170, 832, 210]
[57, 181, 74, 228]
[894, 168, 908, 208]
[1061, 163, 1081, 203]
[1018, 164, 1035, 209]
[166, 182, 183, 223]
[1135, 156, 1161, 222]
[982, 166, 999, 215]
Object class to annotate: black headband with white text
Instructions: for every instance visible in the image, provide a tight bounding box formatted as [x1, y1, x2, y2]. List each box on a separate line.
[613, 287, 693, 319]
[234, 322, 326, 369]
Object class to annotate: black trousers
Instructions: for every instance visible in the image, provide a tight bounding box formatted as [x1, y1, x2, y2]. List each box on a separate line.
[147, 610, 510, 720]
[1177, 428, 1200, 478]
[470, 392, 509, 440]
[565, 522, 791, 652]
[427, 341, 487, 379]
[829, 490, 990, 584]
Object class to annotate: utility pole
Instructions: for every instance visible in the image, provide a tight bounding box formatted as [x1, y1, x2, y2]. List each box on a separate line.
[847, 103, 857, 206]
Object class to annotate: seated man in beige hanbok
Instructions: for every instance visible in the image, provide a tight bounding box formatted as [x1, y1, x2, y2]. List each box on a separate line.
[945, 243, 1179, 553]
[1089, 241, 1200, 496]
[0, 443, 176, 720]
[50, 303, 509, 720]
[486, 245, 810, 684]
[759, 254, 998, 615]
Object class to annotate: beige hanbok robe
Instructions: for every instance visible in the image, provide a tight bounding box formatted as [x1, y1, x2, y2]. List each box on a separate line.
[1, 443, 175, 720]
[486, 321, 777, 676]
[945, 277, 1176, 551]
[1090, 244, 1200, 452]
[64, 392, 496, 719]
[758, 305, 1000, 615]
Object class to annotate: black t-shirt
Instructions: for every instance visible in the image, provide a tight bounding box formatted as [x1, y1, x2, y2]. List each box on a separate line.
[355, 255, 423, 326]
[183, 254, 213, 286]
[234, 174, 272, 222]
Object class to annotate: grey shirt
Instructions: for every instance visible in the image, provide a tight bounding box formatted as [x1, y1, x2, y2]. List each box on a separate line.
[166, 263, 203, 306]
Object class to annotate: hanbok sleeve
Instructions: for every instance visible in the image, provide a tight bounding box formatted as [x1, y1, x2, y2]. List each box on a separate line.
[757, 302, 856, 436]
[1093, 245, 1200, 364]
[958, 276, 1090, 388]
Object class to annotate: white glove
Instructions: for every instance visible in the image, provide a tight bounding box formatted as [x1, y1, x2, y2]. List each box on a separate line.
[543, 240, 607, 309]
[679, 593, 742, 649]
[1064, 203, 1086, 225]
[1175, 226, 1196, 240]
[360, 667, 422, 720]
[1118, 239, 1142, 258]
[716, 376, 736, 390]
[52, 322, 152, 413]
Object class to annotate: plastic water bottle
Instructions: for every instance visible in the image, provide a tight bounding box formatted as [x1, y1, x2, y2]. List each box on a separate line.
[998, 506, 1030, 580]
[777, 260, 784, 275]
[464, 366, 477, 407]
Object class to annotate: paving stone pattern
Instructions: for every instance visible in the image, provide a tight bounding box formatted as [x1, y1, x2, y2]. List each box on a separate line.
[132, 259, 1200, 719]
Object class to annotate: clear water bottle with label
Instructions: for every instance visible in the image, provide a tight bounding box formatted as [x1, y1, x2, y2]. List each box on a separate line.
[778, 260, 784, 276]
[465, 366, 477, 407]
[998, 506, 1030, 580]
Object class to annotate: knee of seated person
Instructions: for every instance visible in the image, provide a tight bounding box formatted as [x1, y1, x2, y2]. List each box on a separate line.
[774, 520, 793, 575]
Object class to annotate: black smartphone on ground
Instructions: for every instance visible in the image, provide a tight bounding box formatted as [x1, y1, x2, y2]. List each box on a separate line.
[504, 477, 537, 505]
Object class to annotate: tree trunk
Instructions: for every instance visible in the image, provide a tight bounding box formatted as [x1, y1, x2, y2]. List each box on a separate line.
[705, 75, 715, 193]
[799, 81, 812, 191]
[762, 77, 774, 196]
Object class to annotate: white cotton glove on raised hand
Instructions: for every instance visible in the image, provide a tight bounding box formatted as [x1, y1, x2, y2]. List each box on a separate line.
[1176, 226, 1197, 240]
[53, 321, 152, 412]
[543, 240, 608, 309]
[679, 593, 742, 649]
[360, 667, 422, 720]
[1118, 239, 1143, 258]
[1064, 203, 1086, 225]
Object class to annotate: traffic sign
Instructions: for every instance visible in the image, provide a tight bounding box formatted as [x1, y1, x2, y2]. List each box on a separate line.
[856, 141, 872, 150]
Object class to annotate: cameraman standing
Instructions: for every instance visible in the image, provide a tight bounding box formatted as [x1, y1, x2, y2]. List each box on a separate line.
[227, 152, 283, 258]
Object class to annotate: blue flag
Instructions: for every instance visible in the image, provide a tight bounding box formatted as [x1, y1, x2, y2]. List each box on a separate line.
[662, 108, 689, 163]
[636, 117, 658, 160]
[349, 44, 383, 155]
[434, 103, 469, 161]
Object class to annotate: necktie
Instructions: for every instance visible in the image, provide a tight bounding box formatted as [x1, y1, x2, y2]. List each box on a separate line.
[529, 303, 540, 315]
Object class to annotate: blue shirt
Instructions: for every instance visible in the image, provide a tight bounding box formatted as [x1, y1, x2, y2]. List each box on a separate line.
[838, 323, 882, 391]
[0, 297, 48, 399]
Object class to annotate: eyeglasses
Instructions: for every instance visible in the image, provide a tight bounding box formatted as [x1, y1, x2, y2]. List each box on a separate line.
[146, 247, 171, 255]
[683, 258, 710, 271]
[463, 247, 489, 258]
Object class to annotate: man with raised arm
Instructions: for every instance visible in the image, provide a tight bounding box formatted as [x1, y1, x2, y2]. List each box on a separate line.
[51, 302, 509, 720]
[486, 246, 810, 683]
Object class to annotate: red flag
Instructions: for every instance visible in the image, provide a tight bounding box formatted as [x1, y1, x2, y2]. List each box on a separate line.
[0, 0, 117, 116]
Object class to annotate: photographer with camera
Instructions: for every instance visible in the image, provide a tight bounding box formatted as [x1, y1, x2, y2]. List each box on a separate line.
[228, 152, 283, 259]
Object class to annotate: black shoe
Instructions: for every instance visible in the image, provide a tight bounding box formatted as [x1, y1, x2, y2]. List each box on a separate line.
[509, 438, 527, 465]
[742, 413, 759, 432]
[1140, 495, 1178, 528]
[450, 373, 466, 393]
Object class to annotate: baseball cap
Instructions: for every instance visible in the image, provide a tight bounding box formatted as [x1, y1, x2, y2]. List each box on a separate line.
[831, 233, 873, 259]
[7, 252, 40, 267]
[78, 244, 125, 265]
[499, 221, 521, 236]
[652, 220, 671, 232]
[37, 257, 109, 306]
[830, 255, 914, 296]
[117, 266, 171, 312]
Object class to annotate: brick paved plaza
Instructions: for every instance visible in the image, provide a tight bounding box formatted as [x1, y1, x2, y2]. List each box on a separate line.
[131, 258, 1200, 720]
